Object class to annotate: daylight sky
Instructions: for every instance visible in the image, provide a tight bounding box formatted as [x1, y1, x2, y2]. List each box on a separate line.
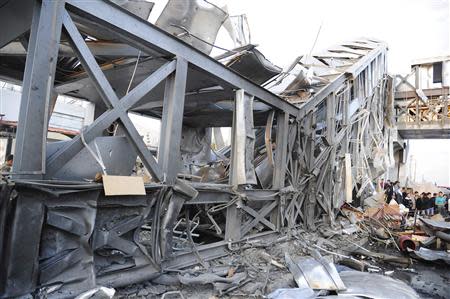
[147, 0, 450, 185]
[151, 0, 449, 75]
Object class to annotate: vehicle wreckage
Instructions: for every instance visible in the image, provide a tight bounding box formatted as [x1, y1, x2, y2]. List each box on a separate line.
[0, 0, 394, 297]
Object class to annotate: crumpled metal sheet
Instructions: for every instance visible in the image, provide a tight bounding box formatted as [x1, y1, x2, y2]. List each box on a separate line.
[156, 0, 228, 54]
[113, 0, 154, 20]
[74, 286, 115, 299]
[419, 217, 450, 230]
[318, 296, 360, 299]
[338, 271, 420, 299]
[296, 250, 346, 291]
[267, 287, 317, 299]
[413, 247, 450, 265]
[224, 47, 282, 85]
[46, 136, 137, 180]
[284, 250, 346, 291]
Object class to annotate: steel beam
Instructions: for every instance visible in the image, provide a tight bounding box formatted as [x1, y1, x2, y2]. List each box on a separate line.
[0, 41, 151, 58]
[158, 58, 188, 184]
[395, 87, 449, 99]
[12, 0, 65, 178]
[64, 0, 298, 116]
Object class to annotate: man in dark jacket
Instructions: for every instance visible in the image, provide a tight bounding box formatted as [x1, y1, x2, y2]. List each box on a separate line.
[416, 193, 425, 215]
[385, 182, 394, 203]
[426, 193, 434, 216]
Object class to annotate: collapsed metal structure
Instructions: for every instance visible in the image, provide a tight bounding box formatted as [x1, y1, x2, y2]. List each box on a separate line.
[0, 0, 392, 297]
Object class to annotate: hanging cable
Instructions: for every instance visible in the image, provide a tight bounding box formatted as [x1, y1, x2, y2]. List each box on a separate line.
[126, 50, 142, 94]
[80, 129, 107, 175]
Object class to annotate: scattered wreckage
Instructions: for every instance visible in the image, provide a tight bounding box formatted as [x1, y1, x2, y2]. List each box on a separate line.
[0, 0, 401, 297]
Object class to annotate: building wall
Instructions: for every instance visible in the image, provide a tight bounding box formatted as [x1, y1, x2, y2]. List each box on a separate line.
[416, 60, 450, 89]
[0, 85, 21, 121]
[396, 58, 450, 92]
[0, 81, 94, 131]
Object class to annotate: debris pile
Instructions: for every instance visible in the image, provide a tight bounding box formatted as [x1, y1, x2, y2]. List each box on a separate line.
[112, 224, 425, 298]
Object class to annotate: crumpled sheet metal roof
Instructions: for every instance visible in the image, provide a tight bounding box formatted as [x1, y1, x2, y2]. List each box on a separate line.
[156, 0, 228, 54]
[223, 47, 282, 85]
[267, 287, 317, 299]
[413, 247, 450, 265]
[285, 251, 346, 291]
[337, 271, 420, 299]
[419, 217, 450, 230]
[265, 38, 387, 103]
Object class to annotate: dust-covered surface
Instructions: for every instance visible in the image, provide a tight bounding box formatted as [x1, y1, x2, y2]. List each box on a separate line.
[364, 241, 450, 299]
[113, 227, 431, 298]
[115, 229, 359, 298]
[114, 226, 450, 299]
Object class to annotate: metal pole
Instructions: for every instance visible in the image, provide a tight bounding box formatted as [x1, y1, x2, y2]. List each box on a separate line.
[12, 0, 65, 178]
[414, 67, 420, 124]
[158, 58, 188, 184]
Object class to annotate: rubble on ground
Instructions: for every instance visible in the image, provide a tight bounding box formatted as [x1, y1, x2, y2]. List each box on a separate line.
[113, 203, 450, 298]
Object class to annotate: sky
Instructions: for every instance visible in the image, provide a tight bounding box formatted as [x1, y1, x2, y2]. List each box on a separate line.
[407, 139, 450, 186]
[149, 0, 450, 185]
[150, 0, 449, 74]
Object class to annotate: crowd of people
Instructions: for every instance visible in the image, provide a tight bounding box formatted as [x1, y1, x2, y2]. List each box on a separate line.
[380, 179, 449, 217]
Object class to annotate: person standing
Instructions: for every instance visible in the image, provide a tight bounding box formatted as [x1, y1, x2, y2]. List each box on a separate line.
[412, 191, 420, 211]
[379, 178, 385, 190]
[426, 193, 434, 216]
[393, 181, 402, 204]
[404, 191, 413, 209]
[0, 154, 13, 173]
[435, 191, 446, 216]
[416, 193, 425, 215]
[385, 182, 393, 203]
[446, 194, 450, 215]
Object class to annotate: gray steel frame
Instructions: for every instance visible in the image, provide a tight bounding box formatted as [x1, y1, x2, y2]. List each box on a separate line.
[13, 0, 298, 182]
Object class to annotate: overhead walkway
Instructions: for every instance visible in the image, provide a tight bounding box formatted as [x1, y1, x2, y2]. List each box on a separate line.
[394, 70, 450, 139]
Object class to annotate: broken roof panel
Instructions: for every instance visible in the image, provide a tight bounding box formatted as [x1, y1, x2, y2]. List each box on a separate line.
[267, 39, 387, 104]
[338, 271, 420, 299]
[221, 46, 282, 85]
[156, 0, 228, 55]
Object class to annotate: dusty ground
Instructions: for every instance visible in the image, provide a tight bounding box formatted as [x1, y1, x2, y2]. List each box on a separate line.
[115, 226, 450, 299]
[365, 242, 450, 299]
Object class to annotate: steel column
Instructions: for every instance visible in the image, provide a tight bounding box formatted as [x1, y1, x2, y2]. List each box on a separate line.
[326, 94, 336, 144]
[271, 111, 288, 229]
[12, 0, 65, 178]
[158, 58, 188, 184]
[272, 112, 289, 189]
[414, 67, 420, 124]
[305, 112, 317, 229]
[225, 90, 246, 244]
